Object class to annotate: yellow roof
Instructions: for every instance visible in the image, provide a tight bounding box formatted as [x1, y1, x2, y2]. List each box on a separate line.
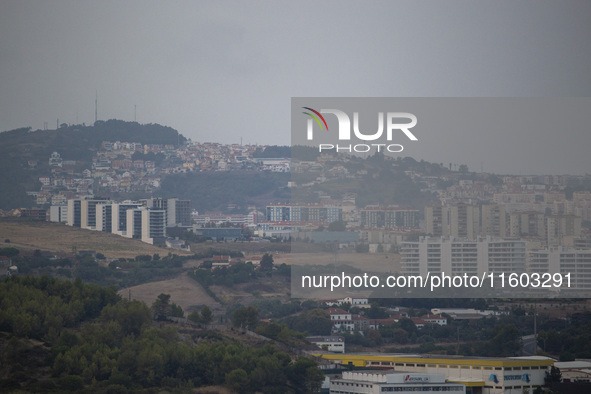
[313, 353, 554, 368]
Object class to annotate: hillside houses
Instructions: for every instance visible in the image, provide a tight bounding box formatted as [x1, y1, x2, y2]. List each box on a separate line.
[326, 307, 447, 333]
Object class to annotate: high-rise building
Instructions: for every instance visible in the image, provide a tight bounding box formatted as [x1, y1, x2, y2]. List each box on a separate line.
[110, 201, 144, 236]
[67, 199, 82, 227]
[401, 237, 526, 276]
[360, 206, 419, 229]
[49, 205, 68, 223]
[65, 198, 173, 245]
[424, 205, 446, 236]
[547, 214, 582, 247]
[124, 207, 166, 244]
[424, 204, 479, 239]
[509, 211, 546, 238]
[528, 247, 591, 290]
[448, 204, 480, 239]
[80, 198, 111, 230]
[95, 202, 112, 232]
[480, 204, 506, 238]
[167, 198, 192, 227]
[67, 198, 110, 229]
[265, 203, 342, 223]
[144, 197, 192, 227]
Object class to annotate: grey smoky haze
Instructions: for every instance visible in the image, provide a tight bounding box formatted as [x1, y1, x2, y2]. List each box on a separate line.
[1, 1, 590, 174]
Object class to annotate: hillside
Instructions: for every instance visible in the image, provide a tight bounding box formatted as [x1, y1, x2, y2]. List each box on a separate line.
[0, 219, 188, 259]
[0, 276, 322, 393]
[0, 120, 185, 209]
[160, 171, 291, 212]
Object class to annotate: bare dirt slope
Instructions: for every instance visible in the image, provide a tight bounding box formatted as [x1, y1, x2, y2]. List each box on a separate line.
[276, 252, 402, 273]
[0, 219, 190, 259]
[120, 272, 222, 314]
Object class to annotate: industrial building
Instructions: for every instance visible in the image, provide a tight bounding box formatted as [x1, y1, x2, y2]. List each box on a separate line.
[316, 353, 552, 394]
[330, 371, 465, 393]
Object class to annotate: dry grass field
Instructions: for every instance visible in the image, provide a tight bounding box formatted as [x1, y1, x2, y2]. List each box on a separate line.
[275, 252, 402, 274]
[120, 272, 222, 314]
[0, 219, 191, 259]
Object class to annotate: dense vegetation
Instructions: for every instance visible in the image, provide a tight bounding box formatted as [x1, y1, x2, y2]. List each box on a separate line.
[5, 248, 188, 289]
[160, 171, 290, 212]
[310, 154, 436, 208]
[0, 276, 323, 393]
[537, 311, 591, 361]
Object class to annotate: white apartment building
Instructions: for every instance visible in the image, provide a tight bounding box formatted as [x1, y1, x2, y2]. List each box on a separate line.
[49, 205, 68, 223]
[401, 237, 526, 276]
[124, 207, 166, 245]
[527, 247, 591, 291]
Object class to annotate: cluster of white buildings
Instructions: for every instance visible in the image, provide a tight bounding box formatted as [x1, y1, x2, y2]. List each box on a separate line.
[325, 307, 447, 334]
[53, 197, 191, 245]
[400, 236, 591, 292]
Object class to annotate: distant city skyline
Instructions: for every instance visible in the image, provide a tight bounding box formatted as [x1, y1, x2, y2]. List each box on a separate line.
[2, 1, 591, 175]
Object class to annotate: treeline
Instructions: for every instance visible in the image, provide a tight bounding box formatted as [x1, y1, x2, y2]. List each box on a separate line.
[190, 260, 290, 288]
[0, 276, 119, 342]
[0, 276, 323, 393]
[537, 311, 591, 361]
[6, 249, 188, 289]
[227, 300, 332, 337]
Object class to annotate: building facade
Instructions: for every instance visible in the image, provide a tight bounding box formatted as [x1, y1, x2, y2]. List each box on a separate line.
[318, 354, 552, 394]
[401, 237, 526, 276]
[330, 371, 465, 394]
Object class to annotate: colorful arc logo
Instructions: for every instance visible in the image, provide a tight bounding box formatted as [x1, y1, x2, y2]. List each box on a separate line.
[302, 107, 328, 131]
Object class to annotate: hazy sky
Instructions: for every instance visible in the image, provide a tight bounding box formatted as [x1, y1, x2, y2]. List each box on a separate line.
[1, 1, 590, 174]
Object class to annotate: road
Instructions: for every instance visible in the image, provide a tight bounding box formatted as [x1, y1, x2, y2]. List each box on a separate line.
[521, 334, 538, 356]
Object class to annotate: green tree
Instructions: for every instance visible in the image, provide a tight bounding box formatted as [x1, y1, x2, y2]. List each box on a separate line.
[200, 305, 213, 324]
[0, 247, 20, 257]
[486, 323, 521, 356]
[101, 300, 151, 337]
[188, 310, 201, 323]
[232, 306, 258, 329]
[151, 293, 172, 320]
[545, 366, 562, 385]
[287, 357, 324, 393]
[225, 368, 249, 392]
[171, 302, 184, 318]
[260, 253, 274, 271]
[367, 303, 388, 319]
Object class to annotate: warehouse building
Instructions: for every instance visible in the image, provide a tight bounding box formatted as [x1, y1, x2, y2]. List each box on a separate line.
[316, 353, 553, 394]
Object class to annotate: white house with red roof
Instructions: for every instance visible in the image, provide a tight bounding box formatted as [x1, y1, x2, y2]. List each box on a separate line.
[420, 314, 447, 326]
[410, 317, 428, 329]
[368, 316, 400, 330]
[326, 308, 355, 332]
[211, 255, 231, 268]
